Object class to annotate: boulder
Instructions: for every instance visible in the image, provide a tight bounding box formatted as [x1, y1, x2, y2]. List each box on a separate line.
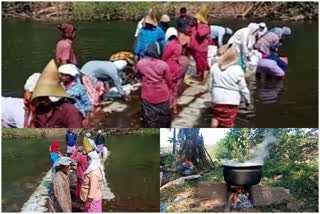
[198, 182, 228, 206]
[250, 186, 290, 207]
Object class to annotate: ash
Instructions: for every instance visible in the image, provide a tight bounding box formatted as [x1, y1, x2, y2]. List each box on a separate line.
[232, 192, 253, 209]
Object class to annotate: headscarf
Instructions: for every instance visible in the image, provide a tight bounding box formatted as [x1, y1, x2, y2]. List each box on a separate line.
[24, 73, 41, 92]
[51, 157, 76, 181]
[248, 23, 260, 35]
[58, 64, 80, 77]
[282, 27, 291, 37]
[226, 28, 233, 35]
[50, 142, 63, 156]
[165, 27, 178, 41]
[217, 44, 238, 71]
[145, 42, 162, 59]
[57, 24, 75, 39]
[83, 151, 106, 183]
[113, 60, 128, 71]
[194, 5, 209, 24]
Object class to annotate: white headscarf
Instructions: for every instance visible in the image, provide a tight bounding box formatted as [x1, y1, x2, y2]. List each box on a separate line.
[24, 73, 41, 92]
[83, 151, 106, 182]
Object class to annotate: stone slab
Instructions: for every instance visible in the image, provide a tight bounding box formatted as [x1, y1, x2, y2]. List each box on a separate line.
[250, 186, 290, 207]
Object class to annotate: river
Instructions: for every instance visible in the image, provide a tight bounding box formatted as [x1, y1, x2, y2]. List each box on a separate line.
[2, 134, 159, 212]
[2, 19, 318, 127]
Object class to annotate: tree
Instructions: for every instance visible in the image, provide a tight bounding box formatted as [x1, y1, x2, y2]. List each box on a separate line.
[174, 128, 214, 170]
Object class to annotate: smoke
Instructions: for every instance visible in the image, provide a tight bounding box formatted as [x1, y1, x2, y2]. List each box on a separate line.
[223, 134, 279, 167]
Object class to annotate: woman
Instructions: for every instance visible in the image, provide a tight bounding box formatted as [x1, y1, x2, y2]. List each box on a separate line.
[134, 11, 166, 60]
[58, 64, 92, 126]
[50, 142, 63, 166]
[56, 23, 77, 65]
[162, 27, 183, 114]
[80, 60, 128, 106]
[49, 157, 76, 212]
[209, 44, 251, 128]
[23, 73, 41, 128]
[81, 151, 104, 212]
[159, 14, 171, 33]
[187, 5, 211, 83]
[227, 23, 260, 69]
[136, 42, 173, 127]
[32, 60, 83, 128]
[70, 146, 89, 198]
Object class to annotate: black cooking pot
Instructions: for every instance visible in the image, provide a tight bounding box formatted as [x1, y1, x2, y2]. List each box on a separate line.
[223, 164, 263, 187]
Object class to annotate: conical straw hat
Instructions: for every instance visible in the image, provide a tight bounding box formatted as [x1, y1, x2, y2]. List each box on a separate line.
[31, 59, 72, 105]
[194, 5, 209, 24]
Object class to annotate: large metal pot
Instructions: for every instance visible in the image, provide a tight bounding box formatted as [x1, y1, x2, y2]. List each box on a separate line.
[223, 164, 263, 187]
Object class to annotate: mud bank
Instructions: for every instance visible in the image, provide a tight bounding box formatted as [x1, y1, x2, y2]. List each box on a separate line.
[2, 2, 318, 21]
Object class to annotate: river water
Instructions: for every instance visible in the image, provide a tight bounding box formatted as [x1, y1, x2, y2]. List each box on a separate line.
[2, 134, 159, 212]
[2, 19, 318, 127]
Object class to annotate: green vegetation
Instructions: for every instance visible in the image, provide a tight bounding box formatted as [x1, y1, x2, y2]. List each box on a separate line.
[161, 128, 318, 212]
[2, 128, 159, 139]
[2, 2, 318, 21]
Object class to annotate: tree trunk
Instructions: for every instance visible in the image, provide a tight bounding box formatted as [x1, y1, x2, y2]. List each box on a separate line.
[172, 128, 176, 154]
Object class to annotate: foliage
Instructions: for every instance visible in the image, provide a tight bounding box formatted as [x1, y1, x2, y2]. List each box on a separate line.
[71, 2, 173, 20]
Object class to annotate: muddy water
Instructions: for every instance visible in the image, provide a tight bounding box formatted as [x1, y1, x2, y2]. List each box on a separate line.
[2, 134, 159, 212]
[2, 19, 318, 127]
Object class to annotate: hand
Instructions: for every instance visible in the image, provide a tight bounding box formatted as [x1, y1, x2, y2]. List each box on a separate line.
[83, 119, 89, 127]
[78, 146, 83, 152]
[124, 96, 131, 102]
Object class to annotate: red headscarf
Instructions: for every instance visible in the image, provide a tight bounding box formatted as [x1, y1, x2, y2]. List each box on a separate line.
[57, 24, 75, 39]
[50, 142, 63, 156]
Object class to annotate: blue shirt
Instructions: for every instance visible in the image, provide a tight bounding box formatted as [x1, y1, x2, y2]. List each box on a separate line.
[65, 132, 77, 147]
[210, 25, 227, 47]
[135, 27, 166, 57]
[50, 152, 60, 166]
[65, 79, 92, 117]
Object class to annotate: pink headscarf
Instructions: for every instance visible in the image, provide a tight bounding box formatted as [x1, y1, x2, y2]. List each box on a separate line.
[58, 24, 75, 39]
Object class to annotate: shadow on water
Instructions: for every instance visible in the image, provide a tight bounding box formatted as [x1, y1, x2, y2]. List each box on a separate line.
[2, 135, 160, 212]
[2, 19, 318, 127]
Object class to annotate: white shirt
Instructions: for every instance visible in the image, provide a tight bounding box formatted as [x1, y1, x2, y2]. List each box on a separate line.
[228, 27, 256, 57]
[209, 63, 251, 105]
[2, 97, 25, 128]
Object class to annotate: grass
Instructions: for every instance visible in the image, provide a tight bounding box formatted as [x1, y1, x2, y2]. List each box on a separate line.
[161, 157, 318, 212]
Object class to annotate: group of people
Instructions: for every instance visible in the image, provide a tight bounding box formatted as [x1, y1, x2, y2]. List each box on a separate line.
[132, 5, 291, 127]
[49, 129, 106, 212]
[2, 4, 292, 128]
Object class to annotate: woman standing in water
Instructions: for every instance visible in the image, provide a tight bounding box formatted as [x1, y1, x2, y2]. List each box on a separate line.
[56, 24, 77, 65]
[136, 42, 173, 127]
[49, 157, 76, 212]
[81, 151, 104, 212]
[209, 44, 250, 128]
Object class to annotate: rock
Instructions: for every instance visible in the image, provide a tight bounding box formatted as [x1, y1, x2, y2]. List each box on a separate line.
[287, 202, 299, 211]
[198, 182, 228, 206]
[292, 15, 305, 21]
[250, 186, 290, 207]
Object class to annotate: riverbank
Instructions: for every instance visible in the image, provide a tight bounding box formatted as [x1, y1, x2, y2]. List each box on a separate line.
[2, 2, 318, 21]
[2, 128, 159, 139]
